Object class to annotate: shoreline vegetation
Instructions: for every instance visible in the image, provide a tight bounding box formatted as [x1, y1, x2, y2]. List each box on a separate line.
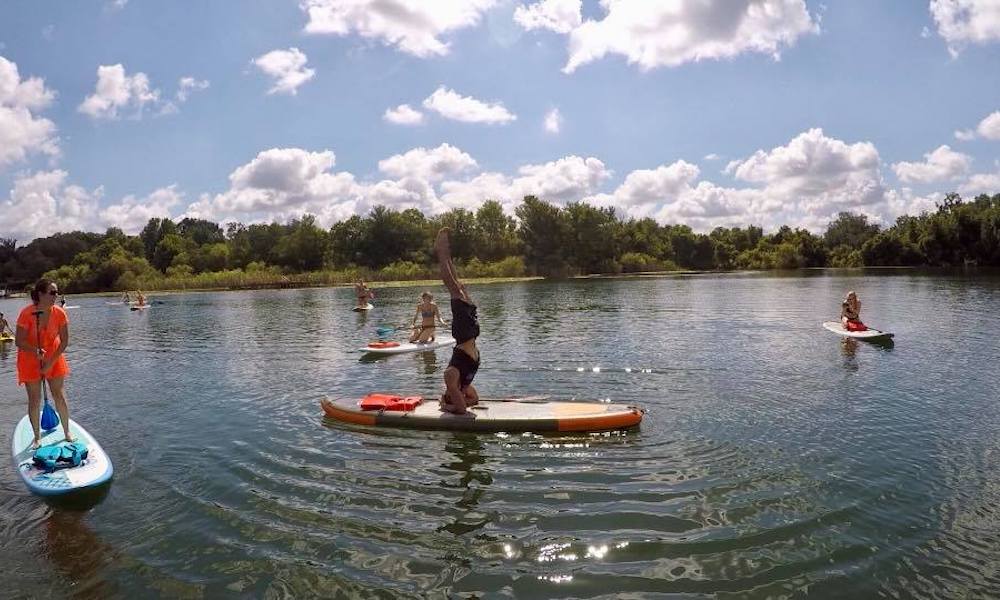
[2, 193, 999, 295]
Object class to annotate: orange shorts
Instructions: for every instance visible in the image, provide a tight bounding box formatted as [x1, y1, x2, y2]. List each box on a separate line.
[17, 351, 70, 385]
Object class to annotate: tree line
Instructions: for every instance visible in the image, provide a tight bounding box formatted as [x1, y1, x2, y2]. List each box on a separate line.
[1, 192, 998, 294]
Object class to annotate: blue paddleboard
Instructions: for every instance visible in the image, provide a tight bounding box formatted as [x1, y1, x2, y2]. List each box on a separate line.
[11, 416, 113, 496]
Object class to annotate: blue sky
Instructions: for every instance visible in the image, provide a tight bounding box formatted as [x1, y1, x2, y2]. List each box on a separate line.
[1, 0, 999, 242]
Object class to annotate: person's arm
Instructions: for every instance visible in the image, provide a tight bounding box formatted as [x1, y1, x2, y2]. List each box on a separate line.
[412, 307, 421, 328]
[41, 323, 68, 374]
[14, 323, 35, 355]
[435, 305, 447, 326]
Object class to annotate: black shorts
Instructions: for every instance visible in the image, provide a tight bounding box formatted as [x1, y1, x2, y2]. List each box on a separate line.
[450, 298, 480, 344]
[448, 347, 480, 389]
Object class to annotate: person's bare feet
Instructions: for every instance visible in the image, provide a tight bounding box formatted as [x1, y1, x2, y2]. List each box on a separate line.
[434, 227, 451, 257]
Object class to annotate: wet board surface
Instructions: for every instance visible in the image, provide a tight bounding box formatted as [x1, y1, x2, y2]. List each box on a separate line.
[11, 416, 114, 496]
[822, 321, 894, 340]
[361, 335, 456, 355]
[322, 396, 644, 433]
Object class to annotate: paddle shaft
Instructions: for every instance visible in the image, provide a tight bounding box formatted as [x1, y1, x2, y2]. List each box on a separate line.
[33, 311, 48, 403]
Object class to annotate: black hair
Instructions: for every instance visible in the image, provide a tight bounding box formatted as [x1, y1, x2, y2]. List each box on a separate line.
[30, 278, 55, 303]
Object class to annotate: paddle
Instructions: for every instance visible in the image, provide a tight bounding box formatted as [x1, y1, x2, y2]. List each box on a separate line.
[33, 310, 60, 432]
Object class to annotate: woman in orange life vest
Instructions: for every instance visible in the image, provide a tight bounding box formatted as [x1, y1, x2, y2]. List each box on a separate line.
[14, 279, 73, 448]
[841, 290, 867, 332]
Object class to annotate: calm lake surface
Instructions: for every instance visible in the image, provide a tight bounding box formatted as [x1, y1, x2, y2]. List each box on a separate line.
[1, 271, 999, 599]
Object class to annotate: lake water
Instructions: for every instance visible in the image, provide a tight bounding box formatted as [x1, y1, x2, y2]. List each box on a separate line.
[1, 271, 999, 599]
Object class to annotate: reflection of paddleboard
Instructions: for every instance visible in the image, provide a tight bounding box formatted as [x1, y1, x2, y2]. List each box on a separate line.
[361, 335, 455, 355]
[321, 396, 644, 433]
[352, 303, 374, 312]
[11, 416, 114, 496]
[822, 321, 893, 341]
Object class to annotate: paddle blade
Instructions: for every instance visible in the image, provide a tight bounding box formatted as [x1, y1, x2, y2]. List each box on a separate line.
[40, 399, 60, 431]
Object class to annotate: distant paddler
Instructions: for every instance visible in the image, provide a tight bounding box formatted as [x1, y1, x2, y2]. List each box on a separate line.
[841, 290, 866, 332]
[0, 312, 13, 340]
[14, 279, 74, 448]
[135, 290, 147, 307]
[409, 291, 447, 343]
[354, 279, 374, 309]
[121, 291, 131, 304]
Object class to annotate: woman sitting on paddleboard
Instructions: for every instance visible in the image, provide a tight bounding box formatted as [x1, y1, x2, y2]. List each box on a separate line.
[354, 279, 374, 308]
[435, 228, 480, 416]
[841, 291, 867, 332]
[14, 279, 73, 447]
[0, 312, 12, 337]
[136, 290, 147, 307]
[409, 292, 447, 343]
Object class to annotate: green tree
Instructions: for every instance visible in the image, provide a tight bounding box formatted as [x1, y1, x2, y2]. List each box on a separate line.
[823, 212, 880, 249]
[475, 200, 519, 261]
[515, 196, 571, 276]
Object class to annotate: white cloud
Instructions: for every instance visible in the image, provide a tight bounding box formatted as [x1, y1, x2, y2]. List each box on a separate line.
[78, 64, 161, 120]
[959, 171, 1000, 196]
[378, 143, 477, 181]
[517, 0, 817, 73]
[955, 128, 976, 141]
[383, 103, 425, 125]
[300, 0, 497, 57]
[0, 56, 58, 168]
[975, 110, 1000, 139]
[183, 147, 362, 226]
[252, 48, 315, 95]
[176, 77, 209, 102]
[587, 129, 899, 231]
[543, 107, 562, 133]
[439, 155, 609, 211]
[99, 185, 184, 233]
[0, 171, 100, 241]
[892, 144, 971, 184]
[514, 0, 582, 34]
[704, 153, 721, 161]
[929, 0, 1000, 57]
[422, 86, 516, 124]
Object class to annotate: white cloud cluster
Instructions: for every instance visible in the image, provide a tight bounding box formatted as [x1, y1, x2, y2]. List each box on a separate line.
[0, 171, 99, 241]
[0, 56, 59, 168]
[929, 0, 1000, 57]
[378, 143, 477, 181]
[514, 0, 581, 34]
[584, 128, 929, 231]
[253, 48, 315, 95]
[383, 103, 424, 125]
[959, 170, 1000, 196]
[300, 0, 497, 57]
[183, 148, 362, 225]
[955, 110, 1000, 141]
[421, 86, 516, 124]
[892, 145, 971, 184]
[99, 185, 184, 233]
[176, 77, 210, 102]
[78, 64, 161, 119]
[514, 0, 817, 73]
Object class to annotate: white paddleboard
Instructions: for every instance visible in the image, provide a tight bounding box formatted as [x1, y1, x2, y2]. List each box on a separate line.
[0, 335, 13, 343]
[322, 396, 644, 433]
[11, 416, 114, 496]
[352, 303, 374, 312]
[822, 321, 893, 341]
[361, 335, 456, 355]
[130, 304, 150, 311]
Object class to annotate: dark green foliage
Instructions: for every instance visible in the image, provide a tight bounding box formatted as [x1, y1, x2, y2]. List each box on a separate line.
[3, 191, 999, 293]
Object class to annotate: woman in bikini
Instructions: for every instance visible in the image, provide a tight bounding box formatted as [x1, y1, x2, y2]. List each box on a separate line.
[841, 290, 867, 332]
[354, 280, 374, 308]
[14, 279, 74, 447]
[409, 292, 447, 343]
[435, 228, 480, 416]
